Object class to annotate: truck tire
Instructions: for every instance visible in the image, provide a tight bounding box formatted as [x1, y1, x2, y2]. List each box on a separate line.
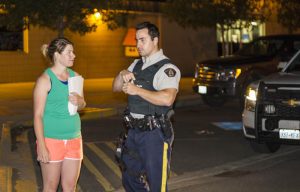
[249, 140, 281, 153]
[201, 94, 226, 107]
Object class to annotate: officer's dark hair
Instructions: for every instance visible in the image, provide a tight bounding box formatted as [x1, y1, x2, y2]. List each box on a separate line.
[136, 21, 160, 41]
[41, 37, 73, 64]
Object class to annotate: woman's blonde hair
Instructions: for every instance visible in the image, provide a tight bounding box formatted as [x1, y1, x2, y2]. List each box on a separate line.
[41, 37, 73, 63]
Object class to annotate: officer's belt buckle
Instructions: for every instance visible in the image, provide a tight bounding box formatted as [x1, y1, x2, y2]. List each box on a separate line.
[133, 118, 147, 130]
[132, 116, 157, 131]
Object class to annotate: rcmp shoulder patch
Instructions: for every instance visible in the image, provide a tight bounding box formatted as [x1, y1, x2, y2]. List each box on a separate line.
[164, 68, 176, 77]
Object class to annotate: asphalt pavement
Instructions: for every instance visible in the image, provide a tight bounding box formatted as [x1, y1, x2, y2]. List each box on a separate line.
[0, 77, 205, 192]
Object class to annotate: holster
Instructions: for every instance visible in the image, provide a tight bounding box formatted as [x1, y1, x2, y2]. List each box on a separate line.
[123, 108, 134, 130]
[115, 132, 127, 171]
[158, 115, 173, 139]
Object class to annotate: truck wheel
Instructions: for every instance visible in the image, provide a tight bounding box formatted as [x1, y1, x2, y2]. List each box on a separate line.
[201, 94, 226, 107]
[266, 142, 281, 152]
[249, 141, 280, 153]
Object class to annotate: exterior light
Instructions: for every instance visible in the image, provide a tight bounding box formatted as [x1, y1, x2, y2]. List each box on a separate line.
[94, 12, 101, 20]
[0, 8, 6, 14]
[235, 68, 242, 78]
[246, 88, 257, 101]
[86, 9, 102, 25]
[245, 87, 257, 112]
[251, 22, 258, 26]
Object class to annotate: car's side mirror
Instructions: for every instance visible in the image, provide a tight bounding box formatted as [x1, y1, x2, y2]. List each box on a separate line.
[277, 61, 288, 70]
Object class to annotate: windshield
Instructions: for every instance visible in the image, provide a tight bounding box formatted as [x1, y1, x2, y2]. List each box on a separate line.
[236, 39, 284, 57]
[285, 50, 300, 72]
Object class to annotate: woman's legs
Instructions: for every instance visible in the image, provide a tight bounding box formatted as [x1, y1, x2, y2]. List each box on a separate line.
[40, 162, 62, 192]
[61, 159, 82, 192]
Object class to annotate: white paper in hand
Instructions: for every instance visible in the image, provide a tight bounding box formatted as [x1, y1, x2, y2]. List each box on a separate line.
[68, 76, 84, 115]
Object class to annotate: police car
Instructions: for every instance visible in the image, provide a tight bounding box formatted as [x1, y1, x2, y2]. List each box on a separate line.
[243, 49, 300, 153]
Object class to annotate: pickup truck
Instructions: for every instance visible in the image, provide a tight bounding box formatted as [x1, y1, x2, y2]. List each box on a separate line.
[243, 49, 300, 153]
[193, 34, 300, 107]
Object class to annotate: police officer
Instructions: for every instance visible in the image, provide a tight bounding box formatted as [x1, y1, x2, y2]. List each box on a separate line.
[113, 21, 180, 191]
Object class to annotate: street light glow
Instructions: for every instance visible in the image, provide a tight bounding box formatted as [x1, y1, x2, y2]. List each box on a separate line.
[94, 11, 101, 20]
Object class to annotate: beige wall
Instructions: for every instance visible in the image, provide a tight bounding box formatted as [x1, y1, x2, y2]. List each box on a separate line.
[0, 13, 217, 83]
[65, 24, 132, 79]
[0, 27, 57, 83]
[265, 13, 289, 35]
[161, 18, 217, 76]
[265, 12, 300, 35]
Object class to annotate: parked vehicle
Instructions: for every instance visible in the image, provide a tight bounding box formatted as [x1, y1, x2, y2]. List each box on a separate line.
[243, 49, 300, 153]
[193, 34, 300, 107]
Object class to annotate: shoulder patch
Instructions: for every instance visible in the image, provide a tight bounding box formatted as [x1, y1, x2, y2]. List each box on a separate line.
[164, 68, 176, 77]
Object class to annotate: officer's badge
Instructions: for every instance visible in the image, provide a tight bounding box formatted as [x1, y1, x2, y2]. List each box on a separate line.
[164, 68, 176, 77]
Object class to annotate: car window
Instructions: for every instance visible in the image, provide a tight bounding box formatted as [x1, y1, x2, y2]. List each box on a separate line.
[279, 40, 299, 61]
[237, 39, 284, 57]
[285, 51, 300, 72]
[294, 41, 300, 50]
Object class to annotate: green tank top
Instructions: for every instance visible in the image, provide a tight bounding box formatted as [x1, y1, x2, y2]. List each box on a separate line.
[43, 68, 81, 139]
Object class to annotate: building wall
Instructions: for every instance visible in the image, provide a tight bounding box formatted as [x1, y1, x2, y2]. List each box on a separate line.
[65, 24, 132, 79]
[161, 18, 217, 76]
[0, 27, 57, 83]
[265, 11, 300, 35]
[0, 13, 217, 83]
[265, 13, 288, 35]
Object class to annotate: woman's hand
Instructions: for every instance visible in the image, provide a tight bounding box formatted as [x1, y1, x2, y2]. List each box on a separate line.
[69, 92, 86, 109]
[37, 143, 50, 163]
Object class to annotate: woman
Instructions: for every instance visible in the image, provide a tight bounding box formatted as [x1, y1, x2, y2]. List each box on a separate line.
[33, 37, 86, 192]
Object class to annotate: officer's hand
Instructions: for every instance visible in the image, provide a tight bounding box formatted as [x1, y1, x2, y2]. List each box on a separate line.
[122, 82, 139, 95]
[119, 70, 135, 83]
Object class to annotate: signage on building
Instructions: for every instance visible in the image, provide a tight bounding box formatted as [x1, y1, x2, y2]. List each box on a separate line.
[122, 28, 139, 57]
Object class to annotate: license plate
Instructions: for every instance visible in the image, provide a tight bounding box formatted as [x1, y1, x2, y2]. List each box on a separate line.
[279, 129, 300, 140]
[198, 86, 207, 94]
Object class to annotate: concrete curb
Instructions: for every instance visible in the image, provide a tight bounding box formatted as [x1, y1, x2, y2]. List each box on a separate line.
[0, 166, 12, 192]
[80, 106, 125, 121]
[80, 94, 202, 121]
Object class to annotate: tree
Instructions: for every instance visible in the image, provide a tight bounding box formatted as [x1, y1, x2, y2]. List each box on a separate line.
[163, 0, 270, 55]
[163, 0, 212, 28]
[275, 0, 300, 34]
[0, 0, 128, 37]
[209, 0, 236, 55]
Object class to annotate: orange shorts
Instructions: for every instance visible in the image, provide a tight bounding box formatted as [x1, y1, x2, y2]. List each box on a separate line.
[37, 137, 83, 162]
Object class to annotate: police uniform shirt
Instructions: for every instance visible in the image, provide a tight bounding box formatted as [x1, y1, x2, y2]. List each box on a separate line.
[128, 49, 181, 91]
[127, 49, 181, 118]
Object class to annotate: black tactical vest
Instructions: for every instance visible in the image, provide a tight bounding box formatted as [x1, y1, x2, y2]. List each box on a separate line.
[128, 58, 174, 115]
